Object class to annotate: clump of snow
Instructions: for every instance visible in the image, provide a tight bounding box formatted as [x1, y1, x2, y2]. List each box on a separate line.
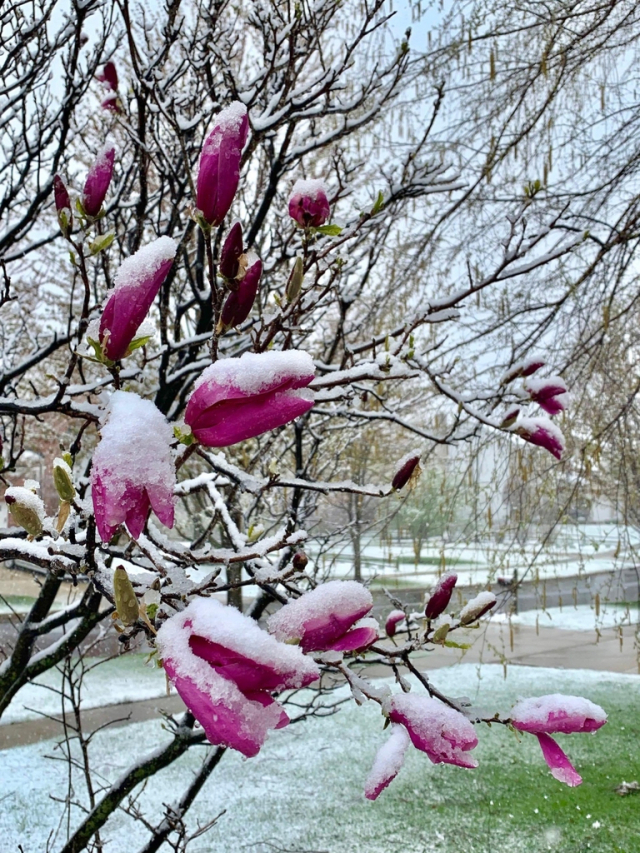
[511, 694, 607, 733]
[215, 101, 247, 133]
[289, 178, 328, 200]
[4, 486, 45, 518]
[193, 350, 315, 396]
[93, 391, 175, 506]
[459, 591, 496, 624]
[112, 236, 178, 293]
[156, 598, 319, 690]
[267, 580, 373, 643]
[364, 723, 410, 800]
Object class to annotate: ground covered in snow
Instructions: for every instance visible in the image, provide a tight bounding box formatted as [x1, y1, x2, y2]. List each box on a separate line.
[2, 662, 639, 852]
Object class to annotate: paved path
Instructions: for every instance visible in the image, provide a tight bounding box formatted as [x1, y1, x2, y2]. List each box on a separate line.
[0, 621, 636, 751]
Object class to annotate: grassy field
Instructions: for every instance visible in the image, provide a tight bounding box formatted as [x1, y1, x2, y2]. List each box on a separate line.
[2, 664, 639, 852]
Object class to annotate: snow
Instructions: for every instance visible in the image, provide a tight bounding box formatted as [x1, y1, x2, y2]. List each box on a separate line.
[510, 694, 607, 732]
[364, 723, 410, 800]
[156, 598, 319, 691]
[213, 100, 247, 133]
[459, 591, 497, 623]
[493, 604, 638, 631]
[267, 580, 373, 643]
[192, 349, 315, 395]
[92, 391, 175, 508]
[111, 236, 177, 293]
[289, 177, 328, 199]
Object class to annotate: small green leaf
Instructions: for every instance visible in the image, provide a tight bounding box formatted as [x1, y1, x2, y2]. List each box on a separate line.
[313, 224, 343, 236]
[125, 335, 152, 355]
[89, 230, 115, 256]
[371, 190, 385, 216]
[444, 640, 472, 650]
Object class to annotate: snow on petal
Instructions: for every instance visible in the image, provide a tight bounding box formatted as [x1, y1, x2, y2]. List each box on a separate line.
[365, 724, 410, 800]
[91, 391, 176, 541]
[511, 694, 607, 734]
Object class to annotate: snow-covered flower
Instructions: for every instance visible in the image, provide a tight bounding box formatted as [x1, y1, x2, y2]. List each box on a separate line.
[156, 598, 319, 757]
[4, 486, 45, 537]
[511, 694, 607, 787]
[91, 391, 176, 541]
[184, 350, 315, 447]
[196, 102, 249, 227]
[501, 355, 546, 384]
[525, 375, 568, 416]
[459, 590, 496, 625]
[391, 451, 421, 491]
[425, 572, 458, 620]
[384, 693, 479, 768]
[98, 236, 177, 362]
[385, 609, 405, 638]
[288, 178, 330, 228]
[514, 417, 565, 460]
[82, 145, 115, 217]
[365, 724, 410, 800]
[218, 253, 262, 332]
[268, 580, 378, 653]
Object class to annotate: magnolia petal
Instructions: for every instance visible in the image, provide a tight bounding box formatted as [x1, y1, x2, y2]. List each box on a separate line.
[536, 733, 582, 787]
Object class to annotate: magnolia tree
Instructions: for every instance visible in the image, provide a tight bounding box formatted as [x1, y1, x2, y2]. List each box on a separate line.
[0, 1, 611, 850]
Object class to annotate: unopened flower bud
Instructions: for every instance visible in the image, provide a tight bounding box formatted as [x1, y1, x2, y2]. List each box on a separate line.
[82, 145, 115, 217]
[292, 551, 308, 571]
[500, 408, 520, 429]
[425, 572, 458, 620]
[385, 609, 405, 638]
[113, 566, 140, 626]
[392, 451, 421, 491]
[53, 457, 75, 502]
[217, 254, 262, 332]
[432, 619, 451, 644]
[286, 256, 304, 302]
[219, 221, 244, 280]
[4, 487, 45, 537]
[53, 175, 73, 236]
[459, 591, 496, 625]
[288, 179, 330, 228]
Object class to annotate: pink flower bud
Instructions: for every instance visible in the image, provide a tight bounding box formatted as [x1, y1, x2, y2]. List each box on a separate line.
[425, 572, 458, 620]
[91, 391, 176, 541]
[218, 254, 262, 332]
[525, 375, 568, 416]
[156, 598, 319, 756]
[501, 354, 545, 384]
[98, 61, 118, 91]
[53, 175, 72, 235]
[268, 580, 374, 653]
[184, 350, 315, 447]
[292, 551, 308, 571]
[99, 236, 177, 362]
[385, 609, 405, 637]
[219, 221, 244, 280]
[514, 417, 564, 460]
[101, 94, 122, 113]
[196, 102, 249, 226]
[82, 145, 115, 217]
[384, 694, 478, 768]
[288, 178, 330, 228]
[392, 451, 421, 490]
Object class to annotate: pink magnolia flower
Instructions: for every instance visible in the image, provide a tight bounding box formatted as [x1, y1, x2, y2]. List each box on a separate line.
[514, 417, 565, 460]
[99, 236, 177, 361]
[184, 350, 315, 447]
[91, 391, 176, 541]
[98, 61, 118, 91]
[384, 693, 479, 768]
[385, 609, 406, 638]
[288, 178, 330, 228]
[219, 221, 244, 280]
[425, 572, 458, 620]
[392, 451, 421, 490]
[365, 724, 410, 800]
[196, 102, 249, 226]
[525, 375, 568, 416]
[156, 598, 319, 757]
[268, 580, 377, 653]
[82, 145, 115, 217]
[218, 253, 262, 332]
[511, 694, 607, 787]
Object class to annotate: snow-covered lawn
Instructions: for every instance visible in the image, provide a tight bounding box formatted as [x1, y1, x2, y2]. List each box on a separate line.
[3, 663, 639, 852]
[493, 603, 640, 632]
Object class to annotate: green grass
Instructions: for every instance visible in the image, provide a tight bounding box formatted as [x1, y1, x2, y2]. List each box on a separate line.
[2, 665, 639, 852]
